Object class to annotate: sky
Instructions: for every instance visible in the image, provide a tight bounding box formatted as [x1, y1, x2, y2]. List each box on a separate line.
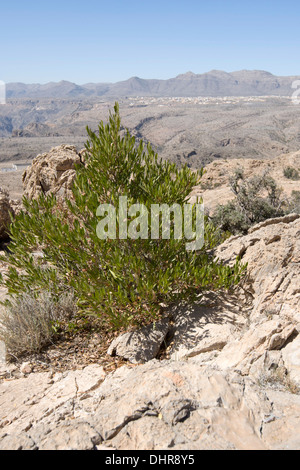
[1, 0, 300, 84]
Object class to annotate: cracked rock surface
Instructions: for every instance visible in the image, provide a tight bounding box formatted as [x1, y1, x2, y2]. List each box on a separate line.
[1, 360, 300, 450]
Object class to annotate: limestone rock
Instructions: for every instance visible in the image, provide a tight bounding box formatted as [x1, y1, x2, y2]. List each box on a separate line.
[0, 364, 106, 450]
[0, 189, 14, 239]
[0, 358, 300, 449]
[262, 390, 300, 450]
[213, 320, 297, 374]
[207, 215, 300, 375]
[22, 145, 82, 200]
[0, 360, 275, 450]
[107, 318, 170, 364]
[282, 334, 300, 387]
[165, 215, 300, 381]
[215, 215, 300, 321]
[169, 291, 248, 361]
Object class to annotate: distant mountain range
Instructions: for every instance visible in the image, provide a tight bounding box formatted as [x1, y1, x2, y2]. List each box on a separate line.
[6, 70, 300, 99]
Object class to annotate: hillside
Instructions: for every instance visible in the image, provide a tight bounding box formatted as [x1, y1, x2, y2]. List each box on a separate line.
[0, 95, 300, 166]
[190, 150, 300, 213]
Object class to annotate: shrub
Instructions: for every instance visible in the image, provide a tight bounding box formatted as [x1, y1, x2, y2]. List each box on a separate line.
[285, 190, 300, 214]
[0, 290, 76, 358]
[0, 103, 245, 330]
[212, 201, 250, 235]
[283, 166, 300, 180]
[212, 169, 285, 234]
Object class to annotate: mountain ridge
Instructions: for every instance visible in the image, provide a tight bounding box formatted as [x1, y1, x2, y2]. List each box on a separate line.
[6, 70, 300, 98]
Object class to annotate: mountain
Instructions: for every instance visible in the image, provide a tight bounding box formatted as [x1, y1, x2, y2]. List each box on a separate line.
[6, 70, 300, 99]
[6, 81, 94, 99]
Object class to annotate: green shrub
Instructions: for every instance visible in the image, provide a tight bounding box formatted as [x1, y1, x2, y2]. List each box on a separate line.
[0, 103, 245, 330]
[283, 166, 300, 180]
[213, 201, 250, 235]
[212, 169, 285, 234]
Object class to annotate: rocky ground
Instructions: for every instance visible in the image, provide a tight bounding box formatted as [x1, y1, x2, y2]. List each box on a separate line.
[0, 146, 299, 450]
[0, 214, 299, 449]
[190, 150, 300, 213]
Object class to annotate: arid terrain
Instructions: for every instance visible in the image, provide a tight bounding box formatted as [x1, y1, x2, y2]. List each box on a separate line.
[1, 96, 300, 170]
[0, 71, 300, 450]
[1, 93, 300, 201]
[1, 70, 300, 177]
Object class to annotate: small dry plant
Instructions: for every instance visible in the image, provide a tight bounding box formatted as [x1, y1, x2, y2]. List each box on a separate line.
[259, 366, 300, 395]
[0, 290, 76, 359]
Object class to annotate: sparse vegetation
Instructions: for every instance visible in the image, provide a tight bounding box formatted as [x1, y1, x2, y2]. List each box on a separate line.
[288, 190, 300, 214]
[283, 166, 300, 180]
[0, 290, 76, 358]
[212, 169, 285, 234]
[259, 366, 300, 395]
[0, 103, 245, 337]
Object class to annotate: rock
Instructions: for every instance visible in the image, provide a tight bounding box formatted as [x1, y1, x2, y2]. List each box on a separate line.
[0, 189, 14, 239]
[215, 215, 300, 322]
[212, 320, 297, 374]
[166, 215, 300, 380]
[208, 216, 300, 375]
[248, 350, 284, 382]
[20, 362, 33, 375]
[169, 291, 247, 361]
[0, 364, 106, 450]
[0, 433, 37, 450]
[248, 213, 300, 234]
[282, 334, 300, 387]
[37, 422, 102, 451]
[0, 357, 299, 449]
[95, 444, 116, 450]
[22, 145, 82, 200]
[0, 360, 274, 450]
[9, 198, 22, 216]
[107, 318, 170, 364]
[262, 390, 300, 449]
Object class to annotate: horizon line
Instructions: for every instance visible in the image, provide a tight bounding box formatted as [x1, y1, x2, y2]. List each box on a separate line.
[5, 69, 300, 86]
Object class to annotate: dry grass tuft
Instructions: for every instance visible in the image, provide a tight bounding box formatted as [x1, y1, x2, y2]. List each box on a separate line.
[0, 290, 76, 359]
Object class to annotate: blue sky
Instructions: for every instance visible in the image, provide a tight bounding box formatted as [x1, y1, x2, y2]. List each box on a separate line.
[1, 0, 300, 83]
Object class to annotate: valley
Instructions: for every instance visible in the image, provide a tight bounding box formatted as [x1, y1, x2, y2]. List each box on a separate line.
[0, 95, 299, 170]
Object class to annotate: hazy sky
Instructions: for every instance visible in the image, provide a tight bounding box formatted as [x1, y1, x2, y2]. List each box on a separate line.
[1, 0, 300, 83]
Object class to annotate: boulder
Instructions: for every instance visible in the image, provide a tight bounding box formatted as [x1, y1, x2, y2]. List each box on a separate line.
[22, 145, 83, 200]
[107, 318, 170, 364]
[0, 189, 14, 239]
